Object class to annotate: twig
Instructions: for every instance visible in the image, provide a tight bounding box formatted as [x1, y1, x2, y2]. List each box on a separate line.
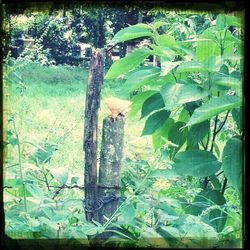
[216, 171, 224, 177]
[221, 178, 228, 194]
[200, 141, 206, 150]
[205, 132, 210, 150]
[105, 44, 117, 53]
[210, 115, 219, 153]
[172, 72, 178, 83]
[215, 110, 230, 135]
[204, 114, 218, 189]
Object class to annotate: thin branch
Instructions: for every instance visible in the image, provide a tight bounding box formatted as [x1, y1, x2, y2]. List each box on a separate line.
[200, 141, 206, 150]
[43, 170, 51, 191]
[216, 171, 224, 177]
[215, 110, 230, 135]
[204, 113, 218, 189]
[172, 71, 178, 83]
[210, 115, 219, 152]
[221, 178, 228, 194]
[203, 177, 209, 189]
[205, 132, 210, 150]
[106, 44, 117, 53]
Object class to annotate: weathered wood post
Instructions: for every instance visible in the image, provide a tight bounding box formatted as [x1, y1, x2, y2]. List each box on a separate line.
[83, 49, 105, 222]
[97, 116, 125, 224]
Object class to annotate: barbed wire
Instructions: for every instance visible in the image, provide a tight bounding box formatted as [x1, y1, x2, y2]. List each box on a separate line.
[84, 194, 125, 212]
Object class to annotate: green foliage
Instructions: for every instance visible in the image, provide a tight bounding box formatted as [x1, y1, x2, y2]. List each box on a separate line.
[187, 120, 210, 145]
[4, 10, 243, 247]
[185, 95, 242, 127]
[172, 150, 221, 178]
[122, 66, 160, 93]
[161, 83, 209, 110]
[152, 118, 175, 150]
[222, 137, 242, 192]
[105, 48, 152, 79]
[112, 23, 154, 44]
[185, 189, 227, 232]
[231, 107, 242, 131]
[141, 110, 171, 136]
[140, 92, 165, 119]
[176, 61, 209, 73]
[30, 142, 58, 164]
[104, 11, 243, 246]
[12, 60, 87, 85]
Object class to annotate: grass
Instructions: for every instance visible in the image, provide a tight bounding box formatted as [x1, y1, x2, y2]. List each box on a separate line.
[4, 61, 153, 184]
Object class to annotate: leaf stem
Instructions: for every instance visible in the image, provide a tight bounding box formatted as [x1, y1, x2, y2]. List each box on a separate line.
[215, 110, 230, 135]
[216, 171, 224, 177]
[210, 115, 219, 153]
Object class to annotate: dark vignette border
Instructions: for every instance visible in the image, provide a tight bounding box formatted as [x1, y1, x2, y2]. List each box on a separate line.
[0, 1, 246, 250]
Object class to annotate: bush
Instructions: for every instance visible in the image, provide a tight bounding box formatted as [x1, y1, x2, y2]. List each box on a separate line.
[11, 60, 88, 85]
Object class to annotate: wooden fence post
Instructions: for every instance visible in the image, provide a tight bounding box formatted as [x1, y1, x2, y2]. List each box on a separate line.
[97, 115, 125, 224]
[83, 49, 105, 222]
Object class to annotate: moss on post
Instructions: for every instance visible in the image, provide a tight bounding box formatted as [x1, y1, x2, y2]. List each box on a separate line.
[98, 115, 125, 224]
[83, 49, 105, 222]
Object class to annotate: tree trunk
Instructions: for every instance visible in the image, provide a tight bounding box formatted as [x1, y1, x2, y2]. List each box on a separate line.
[83, 49, 105, 222]
[97, 116, 125, 225]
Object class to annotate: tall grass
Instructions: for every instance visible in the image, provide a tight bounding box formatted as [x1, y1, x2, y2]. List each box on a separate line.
[5, 61, 151, 183]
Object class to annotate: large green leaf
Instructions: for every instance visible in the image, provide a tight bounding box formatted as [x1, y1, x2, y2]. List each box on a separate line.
[185, 190, 227, 233]
[123, 66, 160, 92]
[112, 23, 154, 44]
[195, 27, 220, 62]
[158, 34, 175, 46]
[196, 40, 220, 62]
[187, 120, 210, 144]
[161, 83, 209, 110]
[216, 14, 227, 30]
[222, 137, 242, 192]
[185, 95, 242, 127]
[168, 121, 188, 158]
[176, 61, 208, 73]
[128, 90, 157, 119]
[160, 60, 182, 76]
[153, 21, 169, 29]
[105, 48, 152, 79]
[204, 56, 223, 72]
[231, 107, 243, 131]
[172, 150, 221, 178]
[151, 45, 176, 59]
[152, 118, 175, 150]
[178, 215, 219, 248]
[120, 203, 136, 223]
[142, 110, 171, 136]
[168, 121, 188, 148]
[214, 77, 242, 92]
[178, 108, 190, 123]
[216, 14, 242, 29]
[141, 92, 165, 119]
